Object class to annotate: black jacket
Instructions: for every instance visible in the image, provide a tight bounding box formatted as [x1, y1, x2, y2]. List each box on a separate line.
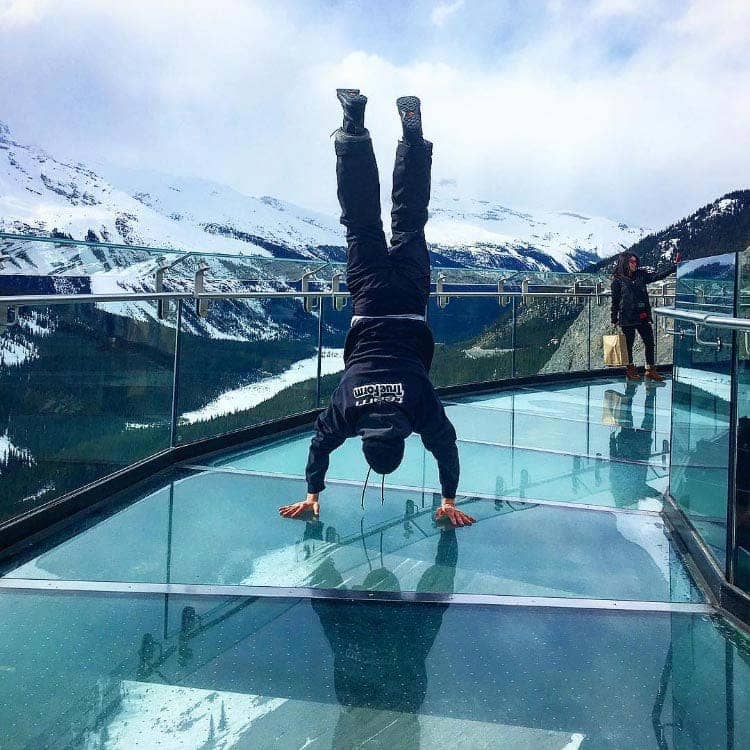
[305, 318, 459, 498]
[611, 263, 676, 327]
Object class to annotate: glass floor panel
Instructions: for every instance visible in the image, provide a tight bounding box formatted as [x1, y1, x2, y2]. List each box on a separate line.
[3, 469, 701, 603]
[445, 402, 671, 460]
[458, 378, 675, 433]
[0, 589, 748, 750]
[207, 432, 669, 510]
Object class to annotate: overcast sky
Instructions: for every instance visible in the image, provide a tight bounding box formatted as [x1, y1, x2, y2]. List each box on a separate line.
[1, 0, 749, 228]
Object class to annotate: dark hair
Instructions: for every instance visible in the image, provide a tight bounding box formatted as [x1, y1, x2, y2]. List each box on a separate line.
[612, 251, 639, 279]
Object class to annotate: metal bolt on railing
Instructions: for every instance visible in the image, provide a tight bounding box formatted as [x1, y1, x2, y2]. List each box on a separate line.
[436, 274, 449, 308]
[301, 269, 321, 314]
[497, 279, 505, 307]
[331, 272, 347, 312]
[573, 279, 584, 302]
[0, 304, 18, 331]
[155, 265, 169, 321]
[595, 281, 605, 306]
[521, 278, 530, 305]
[194, 266, 211, 318]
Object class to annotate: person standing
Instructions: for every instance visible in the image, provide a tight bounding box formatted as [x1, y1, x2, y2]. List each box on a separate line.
[610, 250, 679, 382]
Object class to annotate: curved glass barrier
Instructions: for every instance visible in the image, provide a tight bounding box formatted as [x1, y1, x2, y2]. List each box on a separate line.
[669, 253, 736, 567]
[1, 233, 669, 530]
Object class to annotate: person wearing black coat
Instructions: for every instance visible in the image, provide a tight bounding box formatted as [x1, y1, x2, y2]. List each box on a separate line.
[610, 250, 679, 381]
[279, 90, 475, 529]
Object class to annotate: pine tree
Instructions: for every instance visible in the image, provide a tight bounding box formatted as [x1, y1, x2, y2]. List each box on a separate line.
[218, 701, 228, 731]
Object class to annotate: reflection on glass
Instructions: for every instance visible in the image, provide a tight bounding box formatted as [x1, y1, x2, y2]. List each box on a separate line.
[1, 587, 749, 749]
[310, 528, 457, 748]
[607, 382, 661, 508]
[0, 301, 175, 525]
[670, 252, 736, 567]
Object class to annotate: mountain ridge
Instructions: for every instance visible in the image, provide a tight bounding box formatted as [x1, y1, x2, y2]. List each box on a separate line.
[1, 119, 647, 273]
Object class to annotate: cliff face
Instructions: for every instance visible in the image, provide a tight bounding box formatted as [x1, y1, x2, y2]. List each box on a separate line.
[541, 297, 673, 373]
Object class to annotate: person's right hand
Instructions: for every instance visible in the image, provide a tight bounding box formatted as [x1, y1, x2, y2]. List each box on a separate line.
[279, 494, 320, 518]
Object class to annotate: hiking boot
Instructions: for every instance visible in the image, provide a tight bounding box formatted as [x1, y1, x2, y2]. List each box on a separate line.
[336, 88, 367, 135]
[625, 364, 642, 381]
[645, 367, 665, 384]
[396, 96, 423, 143]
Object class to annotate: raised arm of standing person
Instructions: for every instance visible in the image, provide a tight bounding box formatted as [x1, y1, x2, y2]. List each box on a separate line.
[279, 402, 353, 518]
[417, 389, 475, 527]
[645, 250, 681, 284]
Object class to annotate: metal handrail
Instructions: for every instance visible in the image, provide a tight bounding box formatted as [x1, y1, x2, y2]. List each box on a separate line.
[0, 287, 676, 306]
[0, 292, 193, 305]
[653, 307, 750, 332]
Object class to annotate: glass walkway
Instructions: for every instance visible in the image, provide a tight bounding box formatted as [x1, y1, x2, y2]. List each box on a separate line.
[1, 377, 748, 749]
[2, 235, 750, 749]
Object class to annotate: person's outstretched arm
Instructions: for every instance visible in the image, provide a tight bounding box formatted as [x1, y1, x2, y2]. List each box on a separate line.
[646, 251, 681, 283]
[418, 392, 475, 527]
[279, 403, 351, 518]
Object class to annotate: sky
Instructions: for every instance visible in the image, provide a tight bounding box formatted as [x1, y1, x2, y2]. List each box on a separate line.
[1, 0, 749, 229]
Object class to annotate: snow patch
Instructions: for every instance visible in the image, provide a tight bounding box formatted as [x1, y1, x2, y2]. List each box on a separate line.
[180, 348, 345, 424]
[0, 430, 34, 468]
[102, 681, 286, 750]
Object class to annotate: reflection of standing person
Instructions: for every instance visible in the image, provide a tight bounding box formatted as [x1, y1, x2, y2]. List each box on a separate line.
[310, 529, 458, 749]
[608, 383, 659, 508]
[280, 90, 474, 528]
[610, 250, 679, 382]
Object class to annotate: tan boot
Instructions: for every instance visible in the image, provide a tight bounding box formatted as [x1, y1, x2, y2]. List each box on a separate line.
[645, 367, 665, 383]
[625, 364, 642, 381]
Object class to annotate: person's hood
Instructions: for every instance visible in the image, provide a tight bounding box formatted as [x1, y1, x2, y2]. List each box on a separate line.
[356, 409, 411, 475]
[355, 408, 412, 442]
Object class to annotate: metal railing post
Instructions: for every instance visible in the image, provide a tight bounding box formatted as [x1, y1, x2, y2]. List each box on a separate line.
[194, 265, 211, 318]
[437, 274, 449, 308]
[316, 304, 324, 408]
[331, 272, 347, 312]
[511, 296, 517, 378]
[587, 297, 592, 370]
[521, 278, 530, 305]
[301, 269, 321, 314]
[155, 264, 169, 321]
[169, 299, 183, 448]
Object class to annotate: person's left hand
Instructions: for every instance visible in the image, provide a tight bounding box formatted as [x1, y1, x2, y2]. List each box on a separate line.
[435, 500, 476, 527]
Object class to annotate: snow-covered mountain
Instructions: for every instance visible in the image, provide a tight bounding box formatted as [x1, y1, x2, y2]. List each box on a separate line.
[0, 120, 647, 273]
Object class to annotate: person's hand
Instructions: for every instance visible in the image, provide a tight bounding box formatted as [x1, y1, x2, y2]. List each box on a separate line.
[435, 499, 476, 527]
[279, 493, 320, 519]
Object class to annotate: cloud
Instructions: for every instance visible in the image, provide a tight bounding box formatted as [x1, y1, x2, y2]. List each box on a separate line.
[431, 0, 465, 27]
[0, 0, 53, 27]
[0, 0, 748, 229]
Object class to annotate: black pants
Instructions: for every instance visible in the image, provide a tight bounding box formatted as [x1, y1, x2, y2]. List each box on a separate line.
[622, 322, 655, 366]
[335, 133, 432, 317]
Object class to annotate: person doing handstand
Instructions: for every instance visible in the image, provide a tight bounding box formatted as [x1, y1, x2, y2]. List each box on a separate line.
[279, 90, 474, 527]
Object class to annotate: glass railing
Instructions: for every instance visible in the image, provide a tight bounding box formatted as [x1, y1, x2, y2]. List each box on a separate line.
[733, 248, 750, 590]
[0, 233, 676, 529]
[654, 248, 750, 603]
[668, 253, 737, 567]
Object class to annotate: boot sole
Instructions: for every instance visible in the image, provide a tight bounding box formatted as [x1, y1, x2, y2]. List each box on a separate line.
[396, 96, 421, 131]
